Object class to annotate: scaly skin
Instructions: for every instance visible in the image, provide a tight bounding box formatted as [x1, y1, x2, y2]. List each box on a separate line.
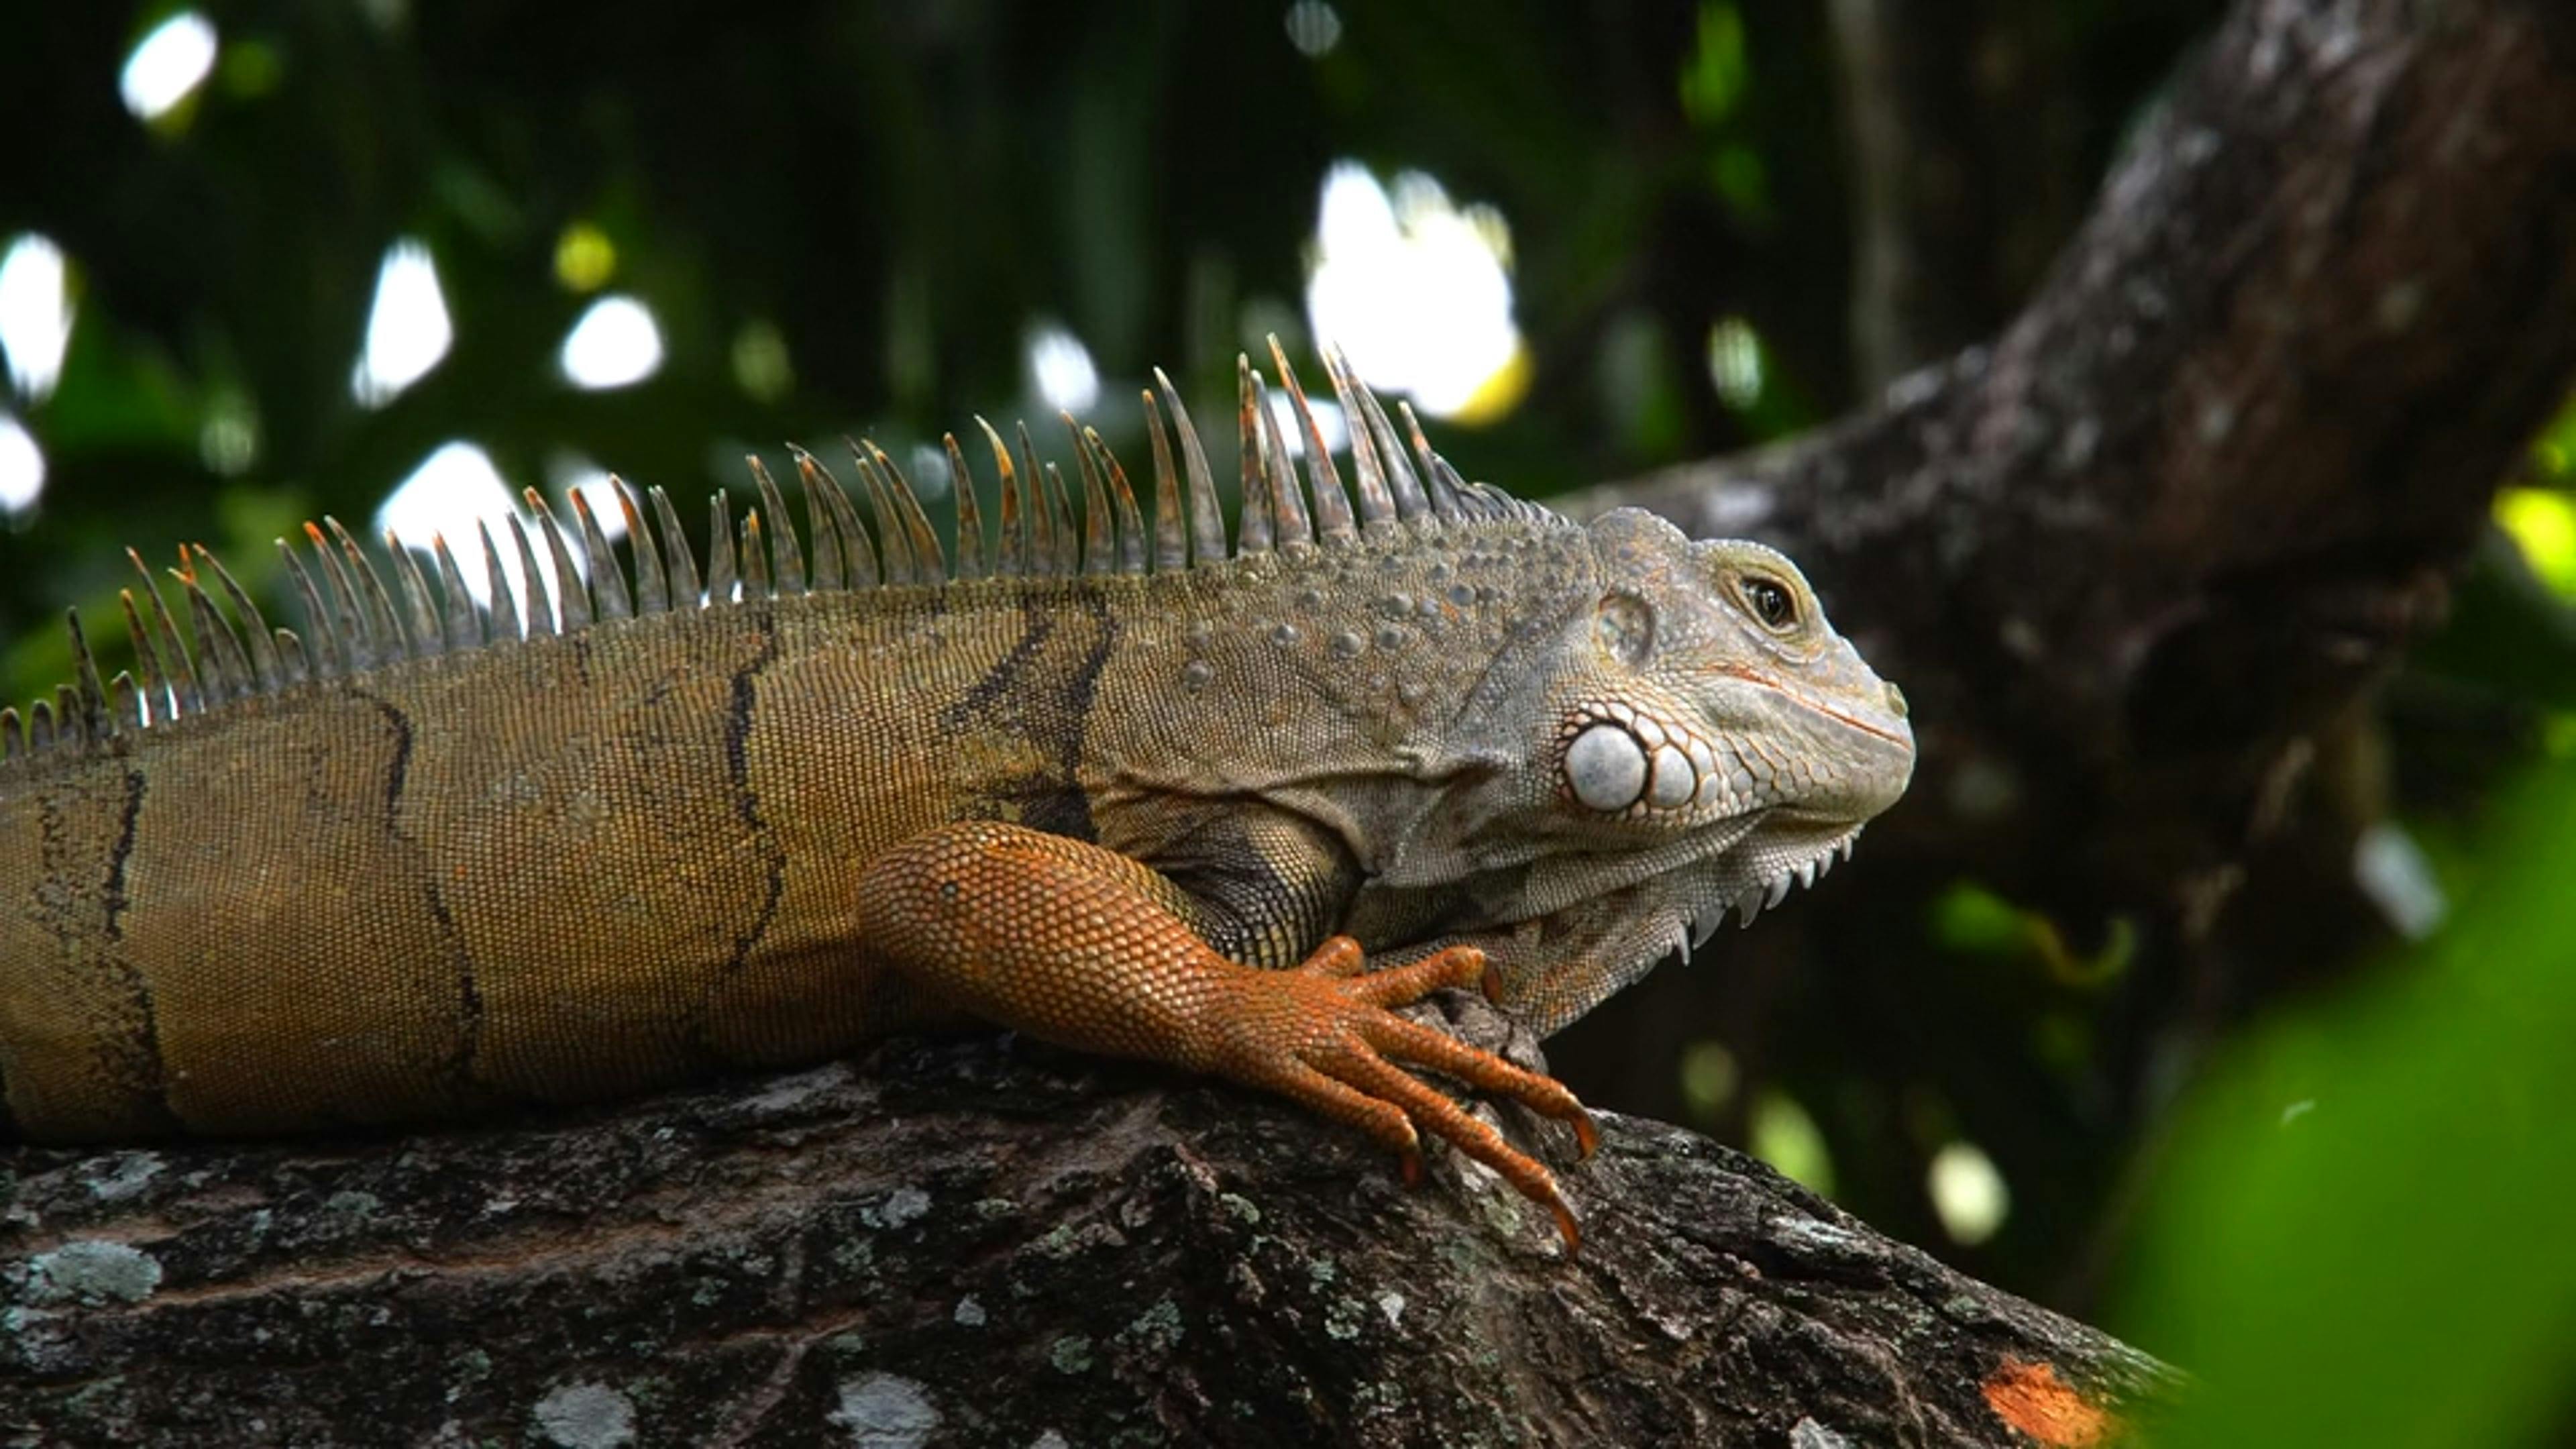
[0, 350, 1913, 1246]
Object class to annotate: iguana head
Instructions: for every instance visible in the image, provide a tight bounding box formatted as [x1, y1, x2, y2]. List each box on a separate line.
[1358, 506, 1915, 1034]
[1041, 341, 1911, 1037]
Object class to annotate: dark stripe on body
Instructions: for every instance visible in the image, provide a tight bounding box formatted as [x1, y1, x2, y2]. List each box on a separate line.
[352, 685, 484, 1097]
[101, 769, 170, 1123]
[422, 865, 480, 1095]
[35, 771, 176, 1128]
[102, 769, 143, 941]
[360, 690, 413, 833]
[945, 590, 1118, 843]
[1042, 591, 1118, 839]
[946, 610, 1056, 725]
[696, 616, 786, 1049]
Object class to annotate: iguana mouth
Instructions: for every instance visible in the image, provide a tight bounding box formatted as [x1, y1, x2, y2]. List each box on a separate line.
[1711, 663, 1912, 751]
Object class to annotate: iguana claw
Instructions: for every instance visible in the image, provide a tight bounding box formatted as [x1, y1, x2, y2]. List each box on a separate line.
[1230, 936, 1599, 1250]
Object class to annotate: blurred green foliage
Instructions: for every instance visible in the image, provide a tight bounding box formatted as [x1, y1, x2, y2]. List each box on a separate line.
[2117, 762, 2576, 1445]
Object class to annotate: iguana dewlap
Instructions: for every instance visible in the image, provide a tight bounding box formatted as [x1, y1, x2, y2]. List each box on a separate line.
[0, 344, 1913, 1246]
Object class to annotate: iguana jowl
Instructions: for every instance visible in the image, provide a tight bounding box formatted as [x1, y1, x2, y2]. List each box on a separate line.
[0, 343, 1913, 1246]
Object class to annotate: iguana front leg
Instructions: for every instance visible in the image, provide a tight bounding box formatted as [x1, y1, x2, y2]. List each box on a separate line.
[857, 820, 1600, 1246]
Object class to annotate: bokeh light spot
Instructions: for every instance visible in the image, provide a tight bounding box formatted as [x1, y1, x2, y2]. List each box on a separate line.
[2494, 486, 2576, 598]
[1929, 1140, 2011, 1245]
[0, 413, 45, 517]
[1750, 1089, 1834, 1195]
[553, 223, 617, 292]
[1304, 162, 1525, 424]
[1285, 1, 1343, 56]
[1707, 315, 1764, 409]
[732, 320, 793, 402]
[1026, 321, 1101, 414]
[0, 235, 74, 402]
[352, 239, 453, 407]
[559, 295, 664, 391]
[120, 12, 219, 123]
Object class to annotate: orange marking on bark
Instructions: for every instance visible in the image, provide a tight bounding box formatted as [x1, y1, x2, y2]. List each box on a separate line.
[1981, 1357, 2113, 1448]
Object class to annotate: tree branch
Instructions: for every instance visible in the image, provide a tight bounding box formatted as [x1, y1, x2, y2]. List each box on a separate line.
[1579, 0, 2576, 930]
[1, 1034, 2170, 1446]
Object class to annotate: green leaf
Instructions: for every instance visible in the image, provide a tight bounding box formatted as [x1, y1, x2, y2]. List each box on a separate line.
[2116, 764, 2576, 1446]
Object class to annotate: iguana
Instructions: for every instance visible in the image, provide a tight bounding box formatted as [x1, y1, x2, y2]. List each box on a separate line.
[0, 343, 1913, 1246]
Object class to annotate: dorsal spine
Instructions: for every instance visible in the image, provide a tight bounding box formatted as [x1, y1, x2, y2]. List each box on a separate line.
[0, 343, 1554, 763]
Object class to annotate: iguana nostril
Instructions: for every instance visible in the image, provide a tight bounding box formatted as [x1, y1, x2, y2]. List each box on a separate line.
[1884, 681, 1909, 719]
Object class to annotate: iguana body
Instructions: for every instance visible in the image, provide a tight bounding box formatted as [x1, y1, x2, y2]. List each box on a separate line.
[0, 347, 1913, 1242]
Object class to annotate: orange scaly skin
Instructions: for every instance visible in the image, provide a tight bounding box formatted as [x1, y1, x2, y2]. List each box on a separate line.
[861, 821, 1600, 1246]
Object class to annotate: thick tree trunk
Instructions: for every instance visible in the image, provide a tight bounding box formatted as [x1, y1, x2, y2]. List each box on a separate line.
[7, 0, 2571, 1440]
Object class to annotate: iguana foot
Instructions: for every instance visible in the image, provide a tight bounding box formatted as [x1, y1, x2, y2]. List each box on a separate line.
[859, 820, 1600, 1249]
[1216, 935, 1601, 1250]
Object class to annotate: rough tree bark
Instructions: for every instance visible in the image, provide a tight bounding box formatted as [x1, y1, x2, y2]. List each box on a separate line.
[2, 1028, 2168, 1446]
[8, 0, 2574, 1442]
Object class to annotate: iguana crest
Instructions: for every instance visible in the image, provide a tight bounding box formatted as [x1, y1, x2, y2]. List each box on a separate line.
[1, 341, 1551, 764]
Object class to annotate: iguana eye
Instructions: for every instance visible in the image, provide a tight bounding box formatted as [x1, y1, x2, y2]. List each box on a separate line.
[1740, 576, 1796, 630]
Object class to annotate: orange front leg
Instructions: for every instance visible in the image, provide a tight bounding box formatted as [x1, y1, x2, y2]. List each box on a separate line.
[857, 820, 1599, 1248]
